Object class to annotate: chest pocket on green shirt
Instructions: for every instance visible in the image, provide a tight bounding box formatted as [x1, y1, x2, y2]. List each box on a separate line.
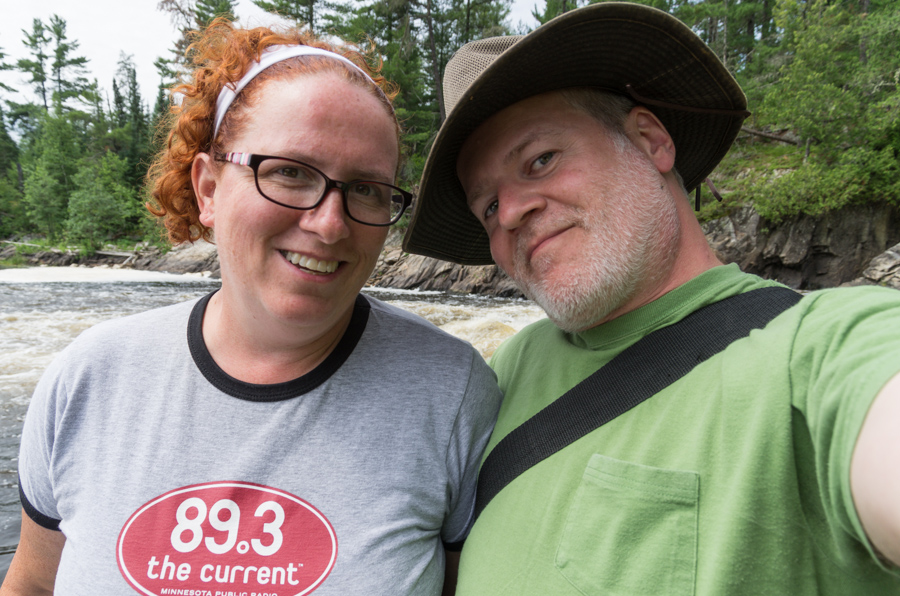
[556, 454, 700, 595]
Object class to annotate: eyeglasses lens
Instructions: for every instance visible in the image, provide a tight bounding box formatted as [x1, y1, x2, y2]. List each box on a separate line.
[256, 157, 404, 225]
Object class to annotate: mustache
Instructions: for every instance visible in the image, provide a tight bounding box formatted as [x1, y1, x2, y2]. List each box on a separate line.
[514, 211, 580, 267]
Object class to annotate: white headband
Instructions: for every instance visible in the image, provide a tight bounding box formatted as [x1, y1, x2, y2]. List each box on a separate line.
[213, 44, 380, 138]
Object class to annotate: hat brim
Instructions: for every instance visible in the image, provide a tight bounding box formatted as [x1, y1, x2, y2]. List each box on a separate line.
[402, 2, 747, 266]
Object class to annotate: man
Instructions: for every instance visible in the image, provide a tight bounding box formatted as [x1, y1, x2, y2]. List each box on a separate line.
[402, 3, 900, 594]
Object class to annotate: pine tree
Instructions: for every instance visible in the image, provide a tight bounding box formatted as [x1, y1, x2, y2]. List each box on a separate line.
[23, 160, 66, 240]
[0, 108, 25, 237]
[47, 15, 95, 112]
[254, 0, 323, 31]
[17, 19, 51, 111]
[0, 46, 16, 94]
[66, 151, 138, 248]
[114, 55, 151, 192]
[532, 0, 584, 25]
[158, 0, 199, 75]
[195, 0, 238, 28]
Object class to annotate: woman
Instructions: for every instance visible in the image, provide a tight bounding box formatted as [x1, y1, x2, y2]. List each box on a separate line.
[3, 20, 501, 595]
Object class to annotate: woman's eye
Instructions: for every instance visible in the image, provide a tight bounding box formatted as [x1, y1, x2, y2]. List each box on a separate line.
[277, 167, 302, 178]
[531, 152, 555, 172]
[483, 200, 498, 220]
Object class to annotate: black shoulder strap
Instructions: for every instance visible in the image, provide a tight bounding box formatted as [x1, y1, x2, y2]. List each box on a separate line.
[474, 286, 802, 521]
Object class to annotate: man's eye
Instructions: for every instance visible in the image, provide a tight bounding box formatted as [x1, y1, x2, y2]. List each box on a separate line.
[531, 152, 555, 172]
[483, 200, 498, 220]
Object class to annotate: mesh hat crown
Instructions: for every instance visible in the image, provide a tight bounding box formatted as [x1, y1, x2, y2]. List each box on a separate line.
[402, 2, 749, 266]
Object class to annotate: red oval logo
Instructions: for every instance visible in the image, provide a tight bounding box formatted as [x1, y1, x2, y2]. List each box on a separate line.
[117, 481, 337, 596]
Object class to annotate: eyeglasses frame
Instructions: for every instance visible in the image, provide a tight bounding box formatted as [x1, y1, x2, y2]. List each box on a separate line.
[215, 152, 413, 227]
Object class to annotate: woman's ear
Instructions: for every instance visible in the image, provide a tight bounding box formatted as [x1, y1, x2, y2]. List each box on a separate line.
[192, 153, 217, 228]
[624, 107, 676, 175]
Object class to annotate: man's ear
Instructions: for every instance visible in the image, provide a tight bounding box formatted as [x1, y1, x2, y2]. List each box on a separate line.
[625, 107, 676, 175]
[192, 152, 217, 228]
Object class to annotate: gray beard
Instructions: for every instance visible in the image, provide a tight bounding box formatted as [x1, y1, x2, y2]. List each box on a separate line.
[510, 145, 681, 333]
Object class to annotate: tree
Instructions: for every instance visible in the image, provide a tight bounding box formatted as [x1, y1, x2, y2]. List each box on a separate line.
[23, 161, 66, 239]
[415, 0, 510, 119]
[66, 151, 138, 248]
[158, 0, 199, 74]
[16, 19, 51, 111]
[195, 0, 237, 27]
[533, 0, 585, 25]
[0, 107, 19, 179]
[0, 46, 16, 94]
[20, 111, 81, 238]
[254, 0, 323, 31]
[47, 15, 96, 112]
[0, 108, 25, 237]
[149, 58, 176, 157]
[728, 0, 900, 221]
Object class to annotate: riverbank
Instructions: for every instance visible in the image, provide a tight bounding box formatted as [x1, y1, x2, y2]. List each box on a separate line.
[4, 202, 900, 293]
[0, 240, 221, 277]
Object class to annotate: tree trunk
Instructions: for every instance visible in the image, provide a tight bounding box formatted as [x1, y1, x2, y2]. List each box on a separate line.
[423, 0, 445, 120]
[740, 126, 800, 145]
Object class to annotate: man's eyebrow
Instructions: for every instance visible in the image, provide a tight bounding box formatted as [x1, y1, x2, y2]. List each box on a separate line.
[503, 131, 542, 167]
[464, 127, 562, 208]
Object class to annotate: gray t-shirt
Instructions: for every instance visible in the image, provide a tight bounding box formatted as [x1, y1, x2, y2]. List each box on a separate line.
[19, 292, 502, 595]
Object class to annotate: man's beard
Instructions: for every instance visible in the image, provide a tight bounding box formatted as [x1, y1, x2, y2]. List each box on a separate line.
[510, 142, 681, 333]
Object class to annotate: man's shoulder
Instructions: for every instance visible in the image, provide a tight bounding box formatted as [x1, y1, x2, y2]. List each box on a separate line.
[490, 317, 560, 368]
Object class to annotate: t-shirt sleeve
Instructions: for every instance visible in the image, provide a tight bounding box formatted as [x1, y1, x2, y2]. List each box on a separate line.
[18, 351, 68, 531]
[789, 286, 900, 573]
[440, 349, 502, 549]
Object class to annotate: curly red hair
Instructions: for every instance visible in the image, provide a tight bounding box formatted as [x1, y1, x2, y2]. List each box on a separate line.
[147, 18, 400, 245]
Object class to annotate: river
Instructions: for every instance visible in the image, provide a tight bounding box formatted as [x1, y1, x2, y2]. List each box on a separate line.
[0, 266, 545, 582]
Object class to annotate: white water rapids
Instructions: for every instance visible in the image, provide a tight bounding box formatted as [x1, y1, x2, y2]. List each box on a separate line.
[0, 266, 545, 580]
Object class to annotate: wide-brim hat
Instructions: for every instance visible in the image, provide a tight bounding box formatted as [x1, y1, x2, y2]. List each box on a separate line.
[402, 2, 749, 265]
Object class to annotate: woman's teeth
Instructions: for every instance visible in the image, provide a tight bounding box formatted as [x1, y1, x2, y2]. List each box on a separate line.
[282, 251, 338, 274]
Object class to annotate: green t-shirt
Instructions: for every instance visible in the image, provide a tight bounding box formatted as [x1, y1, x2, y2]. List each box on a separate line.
[457, 264, 900, 595]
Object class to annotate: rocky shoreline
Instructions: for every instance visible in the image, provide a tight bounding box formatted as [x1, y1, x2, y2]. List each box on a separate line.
[4, 203, 900, 294]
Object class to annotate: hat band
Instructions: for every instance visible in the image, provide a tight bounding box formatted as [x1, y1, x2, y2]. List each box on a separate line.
[625, 84, 750, 118]
[213, 44, 382, 137]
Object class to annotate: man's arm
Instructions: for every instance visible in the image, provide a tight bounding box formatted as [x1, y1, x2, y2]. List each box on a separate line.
[0, 511, 64, 595]
[851, 371, 900, 566]
[442, 550, 460, 596]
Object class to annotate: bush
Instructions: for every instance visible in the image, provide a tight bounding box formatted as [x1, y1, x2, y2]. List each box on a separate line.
[66, 152, 139, 249]
[740, 146, 900, 223]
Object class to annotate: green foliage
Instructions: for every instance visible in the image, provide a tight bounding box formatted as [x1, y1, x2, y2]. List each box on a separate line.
[0, 46, 16, 94]
[17, 19, 51, 111]
[108, 55, 151, 190]
[739, 146, 900, 222]
[534, 0, 586, 25]
[2, 0, 899, 245]
[0, 253, 28, 268]
[195, 0, 238, 28]
[23, 161, 66, 239]
[65, 151, 139, 249]
[0, 170, 27, 238]
[47, 15, 97, 112]
[710, 0, 900, 222]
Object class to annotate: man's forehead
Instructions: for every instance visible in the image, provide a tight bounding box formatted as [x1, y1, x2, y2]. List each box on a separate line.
[458, 93, 593, 170]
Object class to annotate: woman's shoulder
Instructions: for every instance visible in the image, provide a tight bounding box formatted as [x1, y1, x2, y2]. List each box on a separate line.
[64, 297, 202, 358]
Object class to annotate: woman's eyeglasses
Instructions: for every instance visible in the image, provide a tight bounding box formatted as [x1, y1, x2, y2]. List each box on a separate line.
[216, 152, 413, 226]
